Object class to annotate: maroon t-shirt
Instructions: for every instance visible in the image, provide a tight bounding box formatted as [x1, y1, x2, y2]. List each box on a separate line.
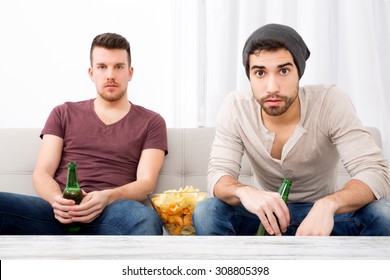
[41, 99, 168, 192]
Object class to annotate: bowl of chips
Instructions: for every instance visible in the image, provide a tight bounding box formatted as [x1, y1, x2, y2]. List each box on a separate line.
[148, 185, 207, 235]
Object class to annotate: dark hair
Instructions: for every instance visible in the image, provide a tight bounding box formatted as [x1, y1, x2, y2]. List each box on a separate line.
[90, 33, 131, 66]
[244, 39, 288, 77]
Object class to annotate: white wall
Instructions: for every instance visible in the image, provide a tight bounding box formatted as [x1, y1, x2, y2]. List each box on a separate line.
[0, 0, 180, 128]
[1, 0, 390, 162]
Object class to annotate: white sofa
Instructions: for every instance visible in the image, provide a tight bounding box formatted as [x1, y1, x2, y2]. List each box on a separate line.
[0, 127, 384, 197]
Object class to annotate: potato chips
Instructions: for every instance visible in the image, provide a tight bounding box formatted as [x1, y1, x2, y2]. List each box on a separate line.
[148, 185, 207, 235]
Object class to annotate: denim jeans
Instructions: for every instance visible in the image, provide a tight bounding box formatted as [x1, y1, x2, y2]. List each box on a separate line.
[0, 192, 163, 235]
[193, 197, 390, 236]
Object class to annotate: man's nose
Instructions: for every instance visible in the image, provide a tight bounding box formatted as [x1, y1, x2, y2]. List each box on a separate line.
[266, 75, 279, 94]
[106, 68, 115, 80]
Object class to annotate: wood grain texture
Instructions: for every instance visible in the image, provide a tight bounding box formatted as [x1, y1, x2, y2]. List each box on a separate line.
[1, 236, 389, 260]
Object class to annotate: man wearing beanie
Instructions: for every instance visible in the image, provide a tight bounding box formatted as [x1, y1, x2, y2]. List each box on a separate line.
[194, 23, 390, 236]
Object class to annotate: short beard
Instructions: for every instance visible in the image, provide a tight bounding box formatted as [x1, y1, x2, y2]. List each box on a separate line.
[257, 88, 298, 116]
[98, 88, 126, 102]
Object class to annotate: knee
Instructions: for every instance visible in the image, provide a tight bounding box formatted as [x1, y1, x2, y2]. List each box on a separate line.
[0, 192, 50, 211]
[110, 200, 163, 235]
[193, 197, 230, 235]
[194, 197, 223, 221]
[368, 199, 390, 219]
[137, 206, 163, 235]
[363, 199, 390, 235]
[373, 199, 390, 220]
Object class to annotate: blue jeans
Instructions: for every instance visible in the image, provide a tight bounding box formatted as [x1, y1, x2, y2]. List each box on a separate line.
[0, 192, 163, 235]
[193, 197, 390, 236]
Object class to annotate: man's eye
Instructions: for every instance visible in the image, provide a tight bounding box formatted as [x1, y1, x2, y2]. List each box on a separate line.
[280, 68, 289, 75]
[255, 71, 265, 77]
[97, 65, 105, 69]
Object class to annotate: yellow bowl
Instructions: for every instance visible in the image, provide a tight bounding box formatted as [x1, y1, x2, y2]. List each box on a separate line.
[147, 191, 207, 235]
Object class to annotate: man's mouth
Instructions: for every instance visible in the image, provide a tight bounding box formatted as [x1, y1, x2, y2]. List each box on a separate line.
[265, 98, 282, 106]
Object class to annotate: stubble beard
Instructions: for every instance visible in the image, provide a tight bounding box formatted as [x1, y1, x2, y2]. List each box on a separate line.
[98, 87, 127, 103]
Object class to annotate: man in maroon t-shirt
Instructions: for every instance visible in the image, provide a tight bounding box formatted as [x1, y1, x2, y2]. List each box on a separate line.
[0, 33, 168, 235]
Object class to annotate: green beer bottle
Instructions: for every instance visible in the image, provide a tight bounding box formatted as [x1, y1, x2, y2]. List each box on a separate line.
[63, 161, 83, 233]
[256, 178, 292, 236]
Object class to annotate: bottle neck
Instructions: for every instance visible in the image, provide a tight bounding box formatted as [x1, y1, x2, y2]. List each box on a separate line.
[66, 163, 79, 188]
[278, 179, 291, 202]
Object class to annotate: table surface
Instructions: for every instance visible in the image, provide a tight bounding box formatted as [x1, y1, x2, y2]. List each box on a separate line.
[1, 235, 390, 260]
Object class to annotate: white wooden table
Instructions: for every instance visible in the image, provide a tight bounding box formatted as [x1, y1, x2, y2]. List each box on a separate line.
[1, 235, 389, 259]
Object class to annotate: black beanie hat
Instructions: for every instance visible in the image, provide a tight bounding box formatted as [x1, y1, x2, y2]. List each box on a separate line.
[242, 23, 310, 79]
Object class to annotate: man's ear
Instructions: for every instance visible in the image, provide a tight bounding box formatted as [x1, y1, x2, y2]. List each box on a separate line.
[128, 66, 134, 82]
[88, 67, 94, 81]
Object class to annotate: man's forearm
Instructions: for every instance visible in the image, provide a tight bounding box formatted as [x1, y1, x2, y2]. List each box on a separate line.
[103, 179, 156, 204]
[213, 175, 251, 206]
[321, 179, 375, 215]
[32, 172, 63, 205]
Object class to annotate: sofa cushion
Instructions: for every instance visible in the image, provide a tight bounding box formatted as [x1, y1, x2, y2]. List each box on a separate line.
[0, 128, 41, 196]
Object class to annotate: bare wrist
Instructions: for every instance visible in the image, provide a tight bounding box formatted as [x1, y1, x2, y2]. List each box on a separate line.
[315, 196, 338, 214]
[235, 185, 253, 200]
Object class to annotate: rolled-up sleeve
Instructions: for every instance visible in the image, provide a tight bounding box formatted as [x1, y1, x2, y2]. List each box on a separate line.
[324, 87, 390, 199]
[207, 94, 245, 196]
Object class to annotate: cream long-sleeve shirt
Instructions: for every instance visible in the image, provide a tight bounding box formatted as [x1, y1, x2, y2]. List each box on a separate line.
[208, 84, 390, 203]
